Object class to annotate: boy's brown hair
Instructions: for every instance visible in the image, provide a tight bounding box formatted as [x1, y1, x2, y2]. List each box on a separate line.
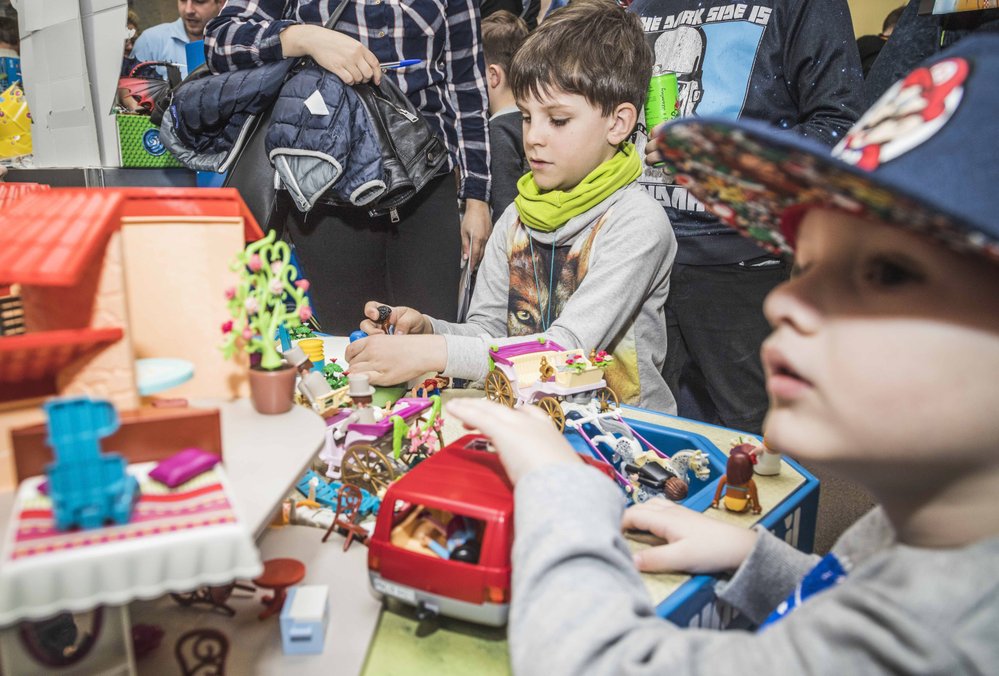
[482, 10, 530, 75]
[509, 0, 653, 116]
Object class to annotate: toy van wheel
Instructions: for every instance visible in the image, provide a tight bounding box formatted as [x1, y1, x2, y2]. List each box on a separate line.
[341, 444, 397, 495]
[595, 387, 619, 412]
[484, 370, 514, 407]
[536, 396, 565, 432]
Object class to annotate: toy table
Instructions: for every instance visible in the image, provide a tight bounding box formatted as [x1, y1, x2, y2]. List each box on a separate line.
[131, 390, 817, 676]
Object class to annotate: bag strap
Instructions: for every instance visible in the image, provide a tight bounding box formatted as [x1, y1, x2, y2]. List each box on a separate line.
[325, 0, 351, 30]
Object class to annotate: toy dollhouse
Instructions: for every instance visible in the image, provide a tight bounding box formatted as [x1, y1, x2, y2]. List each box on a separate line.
[0, 186, 263, 491]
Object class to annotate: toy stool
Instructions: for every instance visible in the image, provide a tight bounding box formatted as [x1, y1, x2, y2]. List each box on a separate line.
[252, 558, 306, 620]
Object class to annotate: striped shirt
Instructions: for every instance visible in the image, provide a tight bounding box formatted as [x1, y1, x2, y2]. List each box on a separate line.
[205, 0, 491, 202]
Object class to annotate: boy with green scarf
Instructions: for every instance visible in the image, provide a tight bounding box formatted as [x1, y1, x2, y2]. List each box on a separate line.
[347, 0, 677, 412]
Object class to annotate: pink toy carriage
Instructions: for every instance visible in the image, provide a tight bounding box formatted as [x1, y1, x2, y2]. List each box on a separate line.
[484, 339, 618, 431]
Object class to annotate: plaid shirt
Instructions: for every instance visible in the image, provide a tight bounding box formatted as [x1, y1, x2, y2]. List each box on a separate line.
[205, 0, 491, 202]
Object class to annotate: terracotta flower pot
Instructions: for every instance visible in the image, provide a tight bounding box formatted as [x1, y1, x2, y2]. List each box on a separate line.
[248, 365, 297, 414]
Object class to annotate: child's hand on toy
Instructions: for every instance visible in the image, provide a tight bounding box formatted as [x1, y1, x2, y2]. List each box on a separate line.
[346, 334, 446, 385]
[622, 498, 758, 574]
[446, 398, 581, 484]
[359, 301, 431, 336]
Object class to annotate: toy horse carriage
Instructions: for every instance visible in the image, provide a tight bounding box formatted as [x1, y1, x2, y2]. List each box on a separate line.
[319, 396, 444, 495]
[563, 402, 711, 502]
[484, 339, 619, 431]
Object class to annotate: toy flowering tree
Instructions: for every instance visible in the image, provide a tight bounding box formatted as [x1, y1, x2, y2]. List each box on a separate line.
[220, 230, 312, 371]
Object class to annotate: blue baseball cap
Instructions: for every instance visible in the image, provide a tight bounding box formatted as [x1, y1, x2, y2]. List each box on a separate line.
[655, 34, 999, 263]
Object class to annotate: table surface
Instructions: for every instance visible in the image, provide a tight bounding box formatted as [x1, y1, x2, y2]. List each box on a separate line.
[0, 362, 811, 675]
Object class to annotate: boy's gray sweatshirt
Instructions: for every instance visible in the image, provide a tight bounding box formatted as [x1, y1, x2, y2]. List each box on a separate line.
[428, 183, 678, 413]
[510, 463, 999, 675]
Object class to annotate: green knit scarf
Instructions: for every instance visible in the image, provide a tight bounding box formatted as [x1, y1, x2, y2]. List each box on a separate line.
[514, 143, 642, 232]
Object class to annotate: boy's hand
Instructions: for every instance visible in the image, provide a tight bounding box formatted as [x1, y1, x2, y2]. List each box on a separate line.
[345, 334, 446, 385]
[622, 499, 758, 574]
[360, 301, 430, 335]
[644, 122, 665, 167]
[445, 398, 581, 484]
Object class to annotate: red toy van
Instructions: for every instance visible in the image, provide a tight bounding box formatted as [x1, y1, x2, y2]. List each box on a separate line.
[368, 434, 613, 626]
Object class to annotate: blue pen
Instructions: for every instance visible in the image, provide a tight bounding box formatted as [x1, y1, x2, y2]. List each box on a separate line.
[380, 59, 422, 69]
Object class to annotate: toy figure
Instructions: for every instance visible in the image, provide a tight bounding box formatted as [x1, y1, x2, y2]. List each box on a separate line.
[347, 374, 376, 424]
[732, 436, 781, 476]
[711, 446, 761, 514]
[409, 374, 450, 398]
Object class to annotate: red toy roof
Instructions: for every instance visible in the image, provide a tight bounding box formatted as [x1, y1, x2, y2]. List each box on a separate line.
[0, 187, 264, 286]
[0, 182, 50, 210]
[0, 190, 125, 286]
[386, 435, 514, 519]
[0, 328, 124, 403]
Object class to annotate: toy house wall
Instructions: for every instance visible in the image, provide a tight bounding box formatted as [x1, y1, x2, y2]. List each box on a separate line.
[4, 232, 141, 490]
[120, 218, 250, 400]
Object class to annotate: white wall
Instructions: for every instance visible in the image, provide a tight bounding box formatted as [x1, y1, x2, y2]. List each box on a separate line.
[849, 0, 908, 38]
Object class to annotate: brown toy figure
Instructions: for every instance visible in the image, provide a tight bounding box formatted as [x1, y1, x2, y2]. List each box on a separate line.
[711, 446, 761, 514]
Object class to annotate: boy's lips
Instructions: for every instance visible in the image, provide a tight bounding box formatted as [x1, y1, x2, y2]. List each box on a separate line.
[762, 343, 813, 401]
[528, 158, 551, 170]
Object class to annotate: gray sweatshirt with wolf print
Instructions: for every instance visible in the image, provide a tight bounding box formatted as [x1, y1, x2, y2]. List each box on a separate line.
[428, 182, 677, 413]
[510, 462, 999, 676]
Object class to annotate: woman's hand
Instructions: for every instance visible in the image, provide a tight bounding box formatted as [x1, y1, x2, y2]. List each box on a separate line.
[644, 122, 665, 167]
[445, 398, 581, 484]
[461, 198, 493, 270]
[280, 24, 382, 85]
[622, 498, 758, 574]
[360, 301, 431, 335]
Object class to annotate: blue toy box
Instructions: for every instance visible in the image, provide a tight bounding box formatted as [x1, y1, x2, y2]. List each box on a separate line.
[613, 407, 820, 630]
[280, 585, 330, 655]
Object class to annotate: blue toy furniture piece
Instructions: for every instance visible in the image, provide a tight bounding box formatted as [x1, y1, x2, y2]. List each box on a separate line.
[43, 397, 140, 531]
[280, 585, 329, 655]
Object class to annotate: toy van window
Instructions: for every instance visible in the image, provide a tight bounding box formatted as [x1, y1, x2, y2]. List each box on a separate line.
[464, 438, 492, 452]
[388, 502, 484, 565]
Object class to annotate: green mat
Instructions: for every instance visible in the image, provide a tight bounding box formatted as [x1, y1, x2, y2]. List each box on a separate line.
[362, 599, 511, 675]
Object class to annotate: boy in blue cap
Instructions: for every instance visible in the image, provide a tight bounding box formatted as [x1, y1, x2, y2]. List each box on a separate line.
[448, 35, 999, 674]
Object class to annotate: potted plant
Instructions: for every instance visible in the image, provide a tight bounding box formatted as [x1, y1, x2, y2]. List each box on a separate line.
[221, 230, 312, 414]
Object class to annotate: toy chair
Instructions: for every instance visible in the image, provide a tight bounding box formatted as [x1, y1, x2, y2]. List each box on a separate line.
[322, 483, 368, 552]
[174, 628, 229, 676]
[43, 397, 140, 531]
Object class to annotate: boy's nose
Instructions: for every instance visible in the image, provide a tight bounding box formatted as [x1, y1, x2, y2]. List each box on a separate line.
[763, 274, 822, 335]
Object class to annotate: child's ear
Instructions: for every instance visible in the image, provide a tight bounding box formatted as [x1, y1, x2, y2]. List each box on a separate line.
[487, 64, 502, 90]
[606, 102, 638, 146]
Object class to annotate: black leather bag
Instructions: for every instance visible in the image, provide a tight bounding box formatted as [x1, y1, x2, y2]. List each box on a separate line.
[316, 76, 448, 221]
[223, 0, 447, 226]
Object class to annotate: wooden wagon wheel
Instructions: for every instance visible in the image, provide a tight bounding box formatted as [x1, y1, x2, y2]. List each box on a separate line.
[341, 444, 398, 495]
[595, 386, 619, 412]
[536, 396, 565, 432]
[484, 370, 515, 407]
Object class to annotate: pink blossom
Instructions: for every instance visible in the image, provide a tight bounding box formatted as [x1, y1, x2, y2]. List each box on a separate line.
[268, 277, 284, 295]
[271, 261, 283, 274]
[244, 296, 260, 314]
[241, 328, 253, 341]
[299, 305, 313, 323]
[224, 287, 236, 300]
[221, 320, 233, 334]
[248, 254, 262, 272]
[295, 279, 310, 292]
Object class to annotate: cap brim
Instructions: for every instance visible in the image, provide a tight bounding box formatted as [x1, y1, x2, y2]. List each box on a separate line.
[657, 117, 996, 261]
